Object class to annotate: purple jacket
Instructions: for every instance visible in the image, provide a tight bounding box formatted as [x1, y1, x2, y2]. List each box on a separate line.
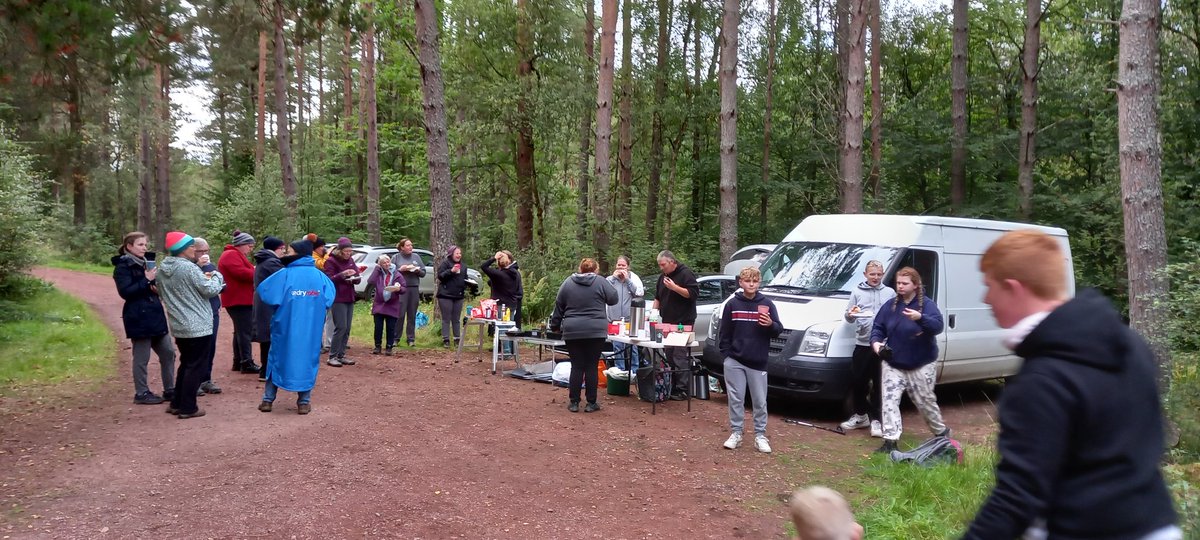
[369, 265, 406, 317]
[322, 253, 360, 304]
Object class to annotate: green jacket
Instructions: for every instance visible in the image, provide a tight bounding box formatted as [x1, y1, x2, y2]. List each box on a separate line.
[157, 255, 225, 338]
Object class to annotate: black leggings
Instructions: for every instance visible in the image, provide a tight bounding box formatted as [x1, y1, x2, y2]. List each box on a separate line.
[171, 335, 213, 415]
[849, 344, 882, 420]
[565, 337, 606, 404]
[226, 305, 254, 369]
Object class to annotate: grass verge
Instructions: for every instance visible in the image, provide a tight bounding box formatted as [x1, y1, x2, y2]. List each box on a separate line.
[40, 259, 113, 275]
[0, 276, 115, 392]
[349, 298, 474, 352]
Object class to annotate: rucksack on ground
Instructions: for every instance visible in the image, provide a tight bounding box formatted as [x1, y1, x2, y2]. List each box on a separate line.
[635, 355, 672, 403]
[889, 435, 964, 466]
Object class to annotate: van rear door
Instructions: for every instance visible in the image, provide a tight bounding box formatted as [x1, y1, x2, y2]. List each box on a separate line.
[939, 228, 1022, 383]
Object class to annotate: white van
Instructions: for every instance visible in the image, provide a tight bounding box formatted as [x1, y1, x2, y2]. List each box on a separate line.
[701, 214, 1074, 402]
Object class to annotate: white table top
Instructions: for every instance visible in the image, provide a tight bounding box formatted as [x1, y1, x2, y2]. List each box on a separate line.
[607, 334, 698, 349]
[467, 318, 516, 327]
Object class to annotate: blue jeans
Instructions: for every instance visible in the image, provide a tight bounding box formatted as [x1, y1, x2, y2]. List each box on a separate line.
[263, 380, 311, 405]
[612, 342, 640, 371]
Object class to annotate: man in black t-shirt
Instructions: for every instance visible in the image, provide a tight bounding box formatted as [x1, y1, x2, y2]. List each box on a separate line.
[653, 250, 699, 400]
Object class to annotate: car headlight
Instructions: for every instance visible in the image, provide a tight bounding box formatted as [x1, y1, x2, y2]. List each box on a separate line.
[798, 324, 835, 357]
[709, 312, 719, 340]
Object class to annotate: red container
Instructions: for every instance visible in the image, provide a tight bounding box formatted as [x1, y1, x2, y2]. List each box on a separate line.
[607, 322, 620, 335]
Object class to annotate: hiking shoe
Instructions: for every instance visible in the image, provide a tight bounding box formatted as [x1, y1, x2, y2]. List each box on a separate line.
[875, 439, 898, 454]
[162, 389, 174, 401]
[327, 358, 343, 367]
[870, 420, 882, 438]
[384, 348, 393, 356]
[583, 402, 601, 413]
[339, 357, 356, 366]
[723, 432, 743, 449]
[240, 363, 261, 374]
[840, 414, 870, 430]
[164, 407, 179, 415]
[134, 391, 164, 405]
[258, 401, 273, 413]
[196, 387, 206, 397]
[936, 427, 952, 438]
[442, 339, 450, 348]
[567, 401, 580, 413]
[754, 435, 772, 454]
[408, 341, 415, 347]
[297, 403, 311, 415]
[321, 346, 330, 354]
[668, 392, 687, 401]
[372, 347, 381, 355]
[200, 381, 222, 394]
[177, 408, 206, 419]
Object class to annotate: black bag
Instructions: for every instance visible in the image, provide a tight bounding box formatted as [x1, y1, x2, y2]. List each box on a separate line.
[636, 356, 672, 403]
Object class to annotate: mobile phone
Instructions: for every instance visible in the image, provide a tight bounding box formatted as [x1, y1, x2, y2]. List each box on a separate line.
[147, 260, 156, 270]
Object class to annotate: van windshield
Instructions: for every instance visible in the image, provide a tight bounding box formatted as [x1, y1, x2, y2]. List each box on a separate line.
[758, 242, 900, 295]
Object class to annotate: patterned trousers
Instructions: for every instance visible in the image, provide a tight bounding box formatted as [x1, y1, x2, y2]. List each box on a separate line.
[880, 361, 946, 441]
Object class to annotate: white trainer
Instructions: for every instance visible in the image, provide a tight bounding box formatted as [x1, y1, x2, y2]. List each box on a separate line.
[870, 420, 883, 438]
[754, 435, 772, 453]
[840, 414, 870, 430]
[723, 432, 743, 449]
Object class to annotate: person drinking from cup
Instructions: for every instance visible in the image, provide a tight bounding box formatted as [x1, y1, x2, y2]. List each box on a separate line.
[112, 231, 176, 405]
[436, 245, 468, 347]
[605, 255, 644, 371]
[718, 267, 783, 453]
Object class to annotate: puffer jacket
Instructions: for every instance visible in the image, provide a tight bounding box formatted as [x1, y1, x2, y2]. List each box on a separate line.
[217, 245, 256, 307]
[111, 253, 169, 339]
[157, 255, 225, 338]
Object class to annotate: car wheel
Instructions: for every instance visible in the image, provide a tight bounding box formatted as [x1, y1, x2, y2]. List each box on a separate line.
[361, 284, 375, 302]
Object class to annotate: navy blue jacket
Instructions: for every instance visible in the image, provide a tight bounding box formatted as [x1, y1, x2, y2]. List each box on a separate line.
[869, 294, 943, 370]
[252, 249, 285, 342]
[112, 254, 169, 339]
[718, 292, 783, 371]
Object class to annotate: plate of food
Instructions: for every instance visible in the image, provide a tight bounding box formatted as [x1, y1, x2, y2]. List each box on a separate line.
[850, 310, 874, 319]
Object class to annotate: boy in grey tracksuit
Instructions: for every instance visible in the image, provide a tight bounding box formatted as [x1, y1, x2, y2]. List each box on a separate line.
[839, 261, 896, 436]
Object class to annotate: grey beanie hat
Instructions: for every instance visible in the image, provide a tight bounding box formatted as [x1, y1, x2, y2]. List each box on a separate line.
[232, 230, 255, 246]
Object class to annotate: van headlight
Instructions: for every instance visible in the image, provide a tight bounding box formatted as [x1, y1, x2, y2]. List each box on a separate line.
[798, 324, 835, 357]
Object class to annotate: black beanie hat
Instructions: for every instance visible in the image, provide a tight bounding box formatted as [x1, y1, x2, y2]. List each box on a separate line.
[290, 239, 314, 257]
[263, 236, 284, 251]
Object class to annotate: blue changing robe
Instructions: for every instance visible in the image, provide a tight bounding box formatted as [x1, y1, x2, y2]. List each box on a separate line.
[258, 257, 335, 392]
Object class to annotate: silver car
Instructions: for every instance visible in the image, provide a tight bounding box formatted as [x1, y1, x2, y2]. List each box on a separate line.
[348, 246, 481, 300]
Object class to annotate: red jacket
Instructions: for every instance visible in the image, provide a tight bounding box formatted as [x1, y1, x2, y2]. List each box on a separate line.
[217, 245, 256, 307]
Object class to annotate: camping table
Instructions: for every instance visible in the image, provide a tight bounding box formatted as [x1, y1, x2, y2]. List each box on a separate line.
[456, 318, 517, 373]
[607, 334, 697, 415]
[499, 334, 567, 372]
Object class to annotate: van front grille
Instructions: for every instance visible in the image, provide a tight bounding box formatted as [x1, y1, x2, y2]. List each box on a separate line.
[769, 330, 793, 354]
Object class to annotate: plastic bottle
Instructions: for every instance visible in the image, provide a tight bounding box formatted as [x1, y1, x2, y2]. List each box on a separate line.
[619, 317, 627, 336]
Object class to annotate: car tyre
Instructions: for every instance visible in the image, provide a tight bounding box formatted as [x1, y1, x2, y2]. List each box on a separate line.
[361, 284, 375, 302]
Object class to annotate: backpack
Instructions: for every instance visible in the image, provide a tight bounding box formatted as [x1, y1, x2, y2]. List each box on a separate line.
[889, 435, 964, 466]
[636, 355, 672, 403]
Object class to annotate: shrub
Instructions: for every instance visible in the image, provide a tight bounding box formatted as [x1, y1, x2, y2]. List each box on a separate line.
[0, 126, 47, 281]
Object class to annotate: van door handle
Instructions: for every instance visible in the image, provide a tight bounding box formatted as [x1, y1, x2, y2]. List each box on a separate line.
[948, 314, 956, 329]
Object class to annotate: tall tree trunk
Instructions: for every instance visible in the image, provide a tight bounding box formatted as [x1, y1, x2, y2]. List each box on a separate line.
[1118, 0, 1170, 386]
[515, 0, 536, 250]
[717, 0, 739, 265]
[760, 0, 778, 227]
[138, 93, 154, 240]
[273, 0, 299, 223]
[577, 0, 595, 243]
[294, 15, 306, 187]
[950, 0, 969, 212]
[593, 0, 617, 268]
[356, 53, 367, 221]
[318, 19, 325, 123]
[154, 62, 171, 239]
[66, 54, 87, 226]
[343, 27, 354, 133]
[217, 90, 230, 173]
[646, 0, 670, 243]
[364, 2, 381, 244]
[256, 30, 268, 173]
[839, 0, 868, 213]
[1017, 0, 1041, 219]
[414, 0, 454, 265]
[869, 0, 883, 205]
[689, 0, 703, 233]
[616, 0, 633, 254]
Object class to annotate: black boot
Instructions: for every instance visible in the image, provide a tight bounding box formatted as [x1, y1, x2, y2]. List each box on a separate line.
[240, 362, 262, 374]
[875, 439, 898, 454]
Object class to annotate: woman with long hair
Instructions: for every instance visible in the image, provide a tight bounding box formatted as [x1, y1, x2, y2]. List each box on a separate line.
[550, 258, 618, 413]
[112, 231, 176, 405]
[869, 267, 950, 453]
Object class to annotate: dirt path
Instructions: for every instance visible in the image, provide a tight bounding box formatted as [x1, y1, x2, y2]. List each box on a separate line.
[1, 267, 1000, 539]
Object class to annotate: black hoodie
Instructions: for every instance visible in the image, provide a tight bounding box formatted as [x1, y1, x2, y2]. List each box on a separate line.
[717, 292, 783, 371]
[252, 249, 285, 343]
[962, 289, 1177, 540]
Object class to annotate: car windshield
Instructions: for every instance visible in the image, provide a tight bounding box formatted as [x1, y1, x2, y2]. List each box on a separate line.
[758, 242, 900, 295]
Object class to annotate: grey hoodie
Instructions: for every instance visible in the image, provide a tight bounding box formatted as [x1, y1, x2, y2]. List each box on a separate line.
[158, 255, 226, 339]
[550, 273, 619, 340]
[605, 270, 644, 321]
[844, 280, 896, 346]
[392, 251, 427, 287]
